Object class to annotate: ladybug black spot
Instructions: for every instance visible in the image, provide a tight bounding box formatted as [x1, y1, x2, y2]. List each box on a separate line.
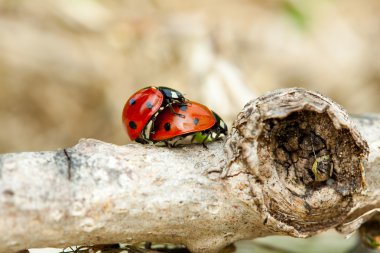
[146, 101, 153, 109]
[194, 118, 199, 125]
[164, 122, 171, 132]
[129, 98, 136, 105]
[180, 105, 188, 111]
[129, 121, 137, 129]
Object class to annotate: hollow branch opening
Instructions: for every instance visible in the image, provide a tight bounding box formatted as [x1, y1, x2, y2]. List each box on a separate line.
[262, 110, 364, 195]
[258, 110, 365, 232]
[226, 88, 369, 235]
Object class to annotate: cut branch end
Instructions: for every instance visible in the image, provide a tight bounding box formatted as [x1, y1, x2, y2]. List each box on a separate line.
[224, 88, 369, 236]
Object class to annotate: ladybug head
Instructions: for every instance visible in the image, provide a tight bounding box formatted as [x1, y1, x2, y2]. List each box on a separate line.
[212, 111, 228, 136]
[157, 86, 186, 102]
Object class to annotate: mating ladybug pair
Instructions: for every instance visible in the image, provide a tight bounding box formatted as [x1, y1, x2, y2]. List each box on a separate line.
[122, 86, 228, 147]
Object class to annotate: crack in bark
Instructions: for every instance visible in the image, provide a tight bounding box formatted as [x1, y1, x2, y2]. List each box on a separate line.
[63, 148, 72, 181]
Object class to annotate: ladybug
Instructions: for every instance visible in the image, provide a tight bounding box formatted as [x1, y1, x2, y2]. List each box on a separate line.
[122, 86, 186, 143]
[149, 101, 228, 147]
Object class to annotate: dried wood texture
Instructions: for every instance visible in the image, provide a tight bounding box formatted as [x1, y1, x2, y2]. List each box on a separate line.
[0, 88, 379, 253]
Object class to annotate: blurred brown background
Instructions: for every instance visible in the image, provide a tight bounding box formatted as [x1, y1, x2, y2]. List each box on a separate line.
[1, 0, 380, 153]
[2, 1, 380, 252]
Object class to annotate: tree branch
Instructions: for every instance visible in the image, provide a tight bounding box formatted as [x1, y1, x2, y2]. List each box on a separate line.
[0, 88, 379, 253]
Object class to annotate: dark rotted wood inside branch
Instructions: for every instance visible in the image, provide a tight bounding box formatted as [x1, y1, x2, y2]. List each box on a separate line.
[258, 110, 364, 232]
[262, 111, 364, 194]
[225, 88, 369, 236]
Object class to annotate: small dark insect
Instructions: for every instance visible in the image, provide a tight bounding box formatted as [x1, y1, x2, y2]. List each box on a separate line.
[311, 154, 333, 181]
[310, 136, 333, 182]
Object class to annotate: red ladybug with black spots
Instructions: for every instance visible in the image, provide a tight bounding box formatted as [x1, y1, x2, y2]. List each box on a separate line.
[122, 86, 186, 143]
[149, 101, 228, 147]
[122, 86, 228, 147]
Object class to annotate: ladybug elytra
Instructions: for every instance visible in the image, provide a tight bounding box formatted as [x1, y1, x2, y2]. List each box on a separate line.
[122, 86, 228, 147]
[122, 86, 186, 142]
[150, 101, 228, 147]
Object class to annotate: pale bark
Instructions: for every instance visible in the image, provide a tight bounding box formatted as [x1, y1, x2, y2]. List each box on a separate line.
[0, 88, 379, 253]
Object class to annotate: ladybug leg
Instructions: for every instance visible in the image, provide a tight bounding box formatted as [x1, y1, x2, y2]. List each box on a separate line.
[135, 137, 149, 144]
[169, 104, 185, 118]
[166, 100, 185, 118]
[190, 134, 197, 144]
[148, 125, 156, 136]
[172, 137, 183, 147]
[139, 125, 154, 144]
[147, 111, 161, 136]
[163, 140, 173, 148]
[202, 133, 210, 149]
[150, 117, 156, 133]
[140, 131, 149, 142]
[178, 99, 191, 107]
[173, 136, 187, 147]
